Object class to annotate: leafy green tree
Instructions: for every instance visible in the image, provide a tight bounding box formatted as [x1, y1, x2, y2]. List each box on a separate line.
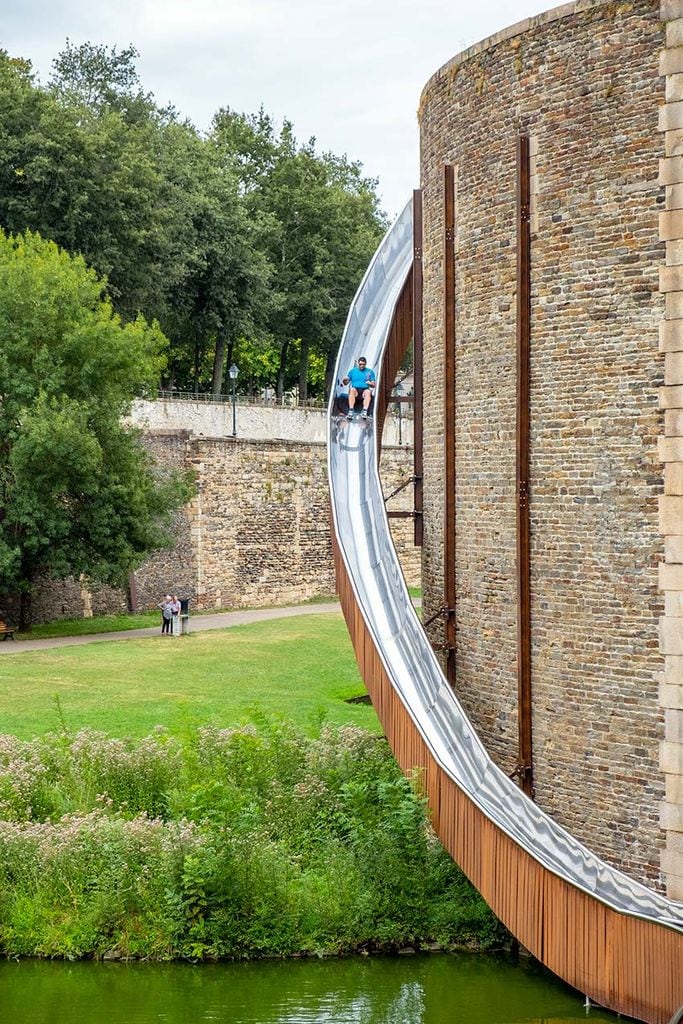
[0, 46, 271, 398]
[212, 110, 386, 401]
[49, 40, 149, 115]
[0, 230, 191, 628]
[45, 43, 196, 326]
[0, 48, 386, 405]
[0, 47, 187, 326]
[163, 129, 272, 397]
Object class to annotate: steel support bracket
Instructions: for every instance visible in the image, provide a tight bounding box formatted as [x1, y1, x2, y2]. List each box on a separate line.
[423, 604, 454, 629]
[509, 762, 535, 800]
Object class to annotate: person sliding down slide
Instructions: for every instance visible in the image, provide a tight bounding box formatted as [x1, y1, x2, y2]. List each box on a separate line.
[343, 357, 376, 419]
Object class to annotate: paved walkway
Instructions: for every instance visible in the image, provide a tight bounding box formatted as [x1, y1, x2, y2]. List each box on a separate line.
[0, 602, 342, 655]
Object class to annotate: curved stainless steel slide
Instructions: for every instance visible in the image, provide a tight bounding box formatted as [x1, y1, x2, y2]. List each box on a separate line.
[327, 200, 683, 939]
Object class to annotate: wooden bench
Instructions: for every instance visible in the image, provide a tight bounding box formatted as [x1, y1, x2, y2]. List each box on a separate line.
[0, 621, 15, 641]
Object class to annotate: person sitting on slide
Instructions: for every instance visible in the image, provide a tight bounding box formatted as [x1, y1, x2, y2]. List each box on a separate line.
[343, 357, 376, 419]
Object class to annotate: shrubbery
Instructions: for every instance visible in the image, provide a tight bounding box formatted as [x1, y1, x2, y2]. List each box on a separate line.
[0, 722, 507, 960]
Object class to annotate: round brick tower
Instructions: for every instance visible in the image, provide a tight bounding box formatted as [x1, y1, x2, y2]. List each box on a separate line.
[418, 0, 683, 895]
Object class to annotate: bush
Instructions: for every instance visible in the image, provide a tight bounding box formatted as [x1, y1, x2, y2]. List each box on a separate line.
[0, 723, 508, 959]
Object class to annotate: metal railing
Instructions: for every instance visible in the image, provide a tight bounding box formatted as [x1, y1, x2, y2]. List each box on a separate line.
[153, 389, 413, 418]
[156, 389, 327, 411]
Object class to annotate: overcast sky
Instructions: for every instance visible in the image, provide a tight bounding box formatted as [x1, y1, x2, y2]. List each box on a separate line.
[3, 0, 557, 218]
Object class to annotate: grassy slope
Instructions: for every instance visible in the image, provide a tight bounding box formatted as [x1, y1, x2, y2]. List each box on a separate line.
[0, 613, 378, 739]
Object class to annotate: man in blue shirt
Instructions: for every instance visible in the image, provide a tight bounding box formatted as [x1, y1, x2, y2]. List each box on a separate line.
[342, 357, 376, 419]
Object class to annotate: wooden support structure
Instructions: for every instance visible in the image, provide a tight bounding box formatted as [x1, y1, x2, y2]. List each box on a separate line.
[413, 189, 424, 547]
[377, 272, 412, 458]
[516, 134, 534, 798]
[376, 193, 424, 543]
[443, 165, 457, 685]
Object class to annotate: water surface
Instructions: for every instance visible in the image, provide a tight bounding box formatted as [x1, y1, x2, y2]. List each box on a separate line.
[0, 953, 620, 1023]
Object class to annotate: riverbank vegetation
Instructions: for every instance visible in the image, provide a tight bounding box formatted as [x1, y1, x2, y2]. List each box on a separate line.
[0, 721, 508, 961]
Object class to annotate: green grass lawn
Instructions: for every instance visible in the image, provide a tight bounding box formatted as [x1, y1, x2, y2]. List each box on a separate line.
[15, 610, 161, 640]
[0, 612, 377, 739]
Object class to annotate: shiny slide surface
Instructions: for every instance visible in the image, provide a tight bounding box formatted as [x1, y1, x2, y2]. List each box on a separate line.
[327, 200, 683, 938]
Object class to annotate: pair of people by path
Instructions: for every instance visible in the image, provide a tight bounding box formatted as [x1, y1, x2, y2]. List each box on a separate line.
[160, 594, 181, 635]
[342, 357, 376, 419]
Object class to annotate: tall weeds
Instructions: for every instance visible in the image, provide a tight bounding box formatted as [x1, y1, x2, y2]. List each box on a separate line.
[0, 722, 507, 959]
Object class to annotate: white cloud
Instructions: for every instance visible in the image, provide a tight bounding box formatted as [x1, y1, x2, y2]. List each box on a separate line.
[3, 0, 558, 217]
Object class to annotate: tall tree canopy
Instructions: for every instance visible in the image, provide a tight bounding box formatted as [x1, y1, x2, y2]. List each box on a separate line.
[0, 230, 191, 627]
[212, 109, 386, 400]
[0, 43, 388, 404]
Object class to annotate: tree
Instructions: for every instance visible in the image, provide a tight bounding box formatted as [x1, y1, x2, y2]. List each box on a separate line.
[49, 40, 147, 115]
[0, 47, 271, 398]
[0, 48, 386, 405]
[0, 46, 199, 330]
[212, 110, 386, 401]
[164, 129, 272, 397]
[0, 230, 191, 628]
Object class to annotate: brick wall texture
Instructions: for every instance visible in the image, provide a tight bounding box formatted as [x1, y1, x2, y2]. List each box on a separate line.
[419, 0, 668, 888]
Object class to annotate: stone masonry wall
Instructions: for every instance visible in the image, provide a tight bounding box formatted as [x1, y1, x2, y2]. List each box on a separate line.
[419, 0, 667, 887]
[8, 430, 419, 622]
[139, 434, 419, 612]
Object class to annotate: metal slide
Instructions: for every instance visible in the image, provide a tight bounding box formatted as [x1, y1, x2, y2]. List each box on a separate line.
[327, 200, 683, 940]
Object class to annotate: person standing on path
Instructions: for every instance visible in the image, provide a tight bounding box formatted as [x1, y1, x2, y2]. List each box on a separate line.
[160, 595, 173, 635]
[343, 357, 376, 419]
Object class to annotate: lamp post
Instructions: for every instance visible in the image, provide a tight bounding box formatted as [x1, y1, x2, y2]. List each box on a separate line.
[228, 363, 239, 437]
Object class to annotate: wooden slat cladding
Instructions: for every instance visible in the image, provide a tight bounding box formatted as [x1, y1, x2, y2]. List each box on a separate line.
[376, 269, 413, 455]
[412, 189, 424, 547]
[332, 539, 683, 1024]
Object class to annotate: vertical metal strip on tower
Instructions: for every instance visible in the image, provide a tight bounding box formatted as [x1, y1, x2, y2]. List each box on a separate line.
[413, 189, 424, 547]
[443, 165, 457, 685]
[516, 134, 534, 798]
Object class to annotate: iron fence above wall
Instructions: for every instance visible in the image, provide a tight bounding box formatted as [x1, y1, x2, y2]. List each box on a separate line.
[156, 390, 327, 410]
[155, 390, 413, 418]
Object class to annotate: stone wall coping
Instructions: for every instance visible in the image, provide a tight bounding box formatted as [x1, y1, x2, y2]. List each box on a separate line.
[187, 434, 326, 449]
[144, 429, 191, 439]
[420, 0, 618, 113]
[145, 427, 411, 453]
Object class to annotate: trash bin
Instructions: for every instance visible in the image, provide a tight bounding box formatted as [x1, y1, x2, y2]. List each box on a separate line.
[180, 598, 190, 635]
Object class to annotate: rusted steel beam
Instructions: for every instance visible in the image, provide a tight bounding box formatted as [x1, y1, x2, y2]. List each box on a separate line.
[413, 189, 424, 547]
[443, 166, 457, 685]
[516, 134, 534, 799]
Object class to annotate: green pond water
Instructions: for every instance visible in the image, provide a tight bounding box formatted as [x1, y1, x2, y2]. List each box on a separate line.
[0, 953, 620, 1023]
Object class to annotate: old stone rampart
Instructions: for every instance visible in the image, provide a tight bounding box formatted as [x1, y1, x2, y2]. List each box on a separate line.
[420, 0, 670, 889]
[10, 405, 418, 624]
